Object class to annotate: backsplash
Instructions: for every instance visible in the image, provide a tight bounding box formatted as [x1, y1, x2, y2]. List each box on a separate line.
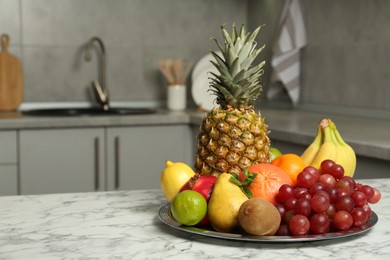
[249, 0, 390, 117]
[301, 0, 390, 113]
[0, 0, 247, 106]
[1, 0, 390, 115]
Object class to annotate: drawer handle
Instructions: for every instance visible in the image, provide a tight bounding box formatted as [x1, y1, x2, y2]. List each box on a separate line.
[115, 136, 120, 190]
[94, 137, 100, 190]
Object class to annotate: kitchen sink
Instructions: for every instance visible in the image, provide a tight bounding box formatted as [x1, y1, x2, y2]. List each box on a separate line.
[21, 107, 156, 116]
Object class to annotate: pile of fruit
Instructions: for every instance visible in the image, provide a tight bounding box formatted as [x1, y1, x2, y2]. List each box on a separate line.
[161, 156, 381, 237]
[159, 24, 381, 237]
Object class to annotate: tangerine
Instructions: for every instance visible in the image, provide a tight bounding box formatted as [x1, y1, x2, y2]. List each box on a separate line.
[271, 153, 306, 185]
[246, 164, 293, 205]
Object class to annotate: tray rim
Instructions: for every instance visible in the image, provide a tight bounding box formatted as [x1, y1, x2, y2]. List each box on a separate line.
[157, 203, 378, 243]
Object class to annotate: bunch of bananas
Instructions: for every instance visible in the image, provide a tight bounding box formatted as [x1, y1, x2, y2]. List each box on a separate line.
[301, 118, 356, 177]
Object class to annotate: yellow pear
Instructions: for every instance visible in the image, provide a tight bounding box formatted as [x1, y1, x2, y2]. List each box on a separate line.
[208, 173, 248, 233]
[160, 160, 195, 202]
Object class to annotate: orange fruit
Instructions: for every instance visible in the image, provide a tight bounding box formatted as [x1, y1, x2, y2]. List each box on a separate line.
[271, 153, 305, 185]
[246, 164, 293, 205]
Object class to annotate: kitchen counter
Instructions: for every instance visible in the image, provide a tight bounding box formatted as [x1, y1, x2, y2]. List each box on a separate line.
[1, 107, 390, 161]
[0, 178, 388, 259]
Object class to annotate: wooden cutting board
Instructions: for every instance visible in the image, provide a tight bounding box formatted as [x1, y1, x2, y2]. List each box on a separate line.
[0, 34, 23, 111]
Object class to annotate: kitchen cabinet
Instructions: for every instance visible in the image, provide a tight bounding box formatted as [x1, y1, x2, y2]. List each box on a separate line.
[18, 124, 194, 194]
[106, 124, 194, 190]
[19, 128, 105, 195]
[0, 131, 18, 196]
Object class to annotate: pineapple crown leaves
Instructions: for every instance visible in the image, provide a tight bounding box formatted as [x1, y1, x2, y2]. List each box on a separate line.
[229, 168, 257, 198]
[209, 24, 266, 109]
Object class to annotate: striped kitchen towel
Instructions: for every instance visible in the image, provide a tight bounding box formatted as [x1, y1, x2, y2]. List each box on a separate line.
[268, 0, 307, 107]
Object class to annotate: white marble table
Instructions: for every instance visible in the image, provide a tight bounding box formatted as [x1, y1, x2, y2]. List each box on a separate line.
[0, 179, 389, 259]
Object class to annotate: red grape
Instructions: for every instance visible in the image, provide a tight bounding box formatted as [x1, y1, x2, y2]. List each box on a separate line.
[326, 187, 339, 203]
[337, 176, 355, 194]
[328, 164, 344, 179]
[358, 185, 375, 200]
[368, 187, 381, 204]
[309, 183, 326, 195]
[351, 191, 367, 207]
[274, 159, 381, 236]
[325, 204, 336, 218]
[303, 166, 321, 182]
[333, 211, 353, 231]
[275, 224, 290, 236]
[297, 171, 316, 188]
[320, 159, 335, 174]
[337, 188, 350, 197]
[318, 174, 337, 189]
[294, 187, 309, 198]
[284, 197, 298, 211]
[335, 195, 355, 212]
[300, 192, 312, 200]
[295, 198, 312, 217]
[278, 184, 294, 203]
[362, 203, 372, 219]
[310, 213, 330, 234]
[311, 192, 330, 213]
[295, 189, 312, 199]
[343, 176, 356, 187]
[351, 207, 368, 227]
[275, 203, 287, 222]
[289, 215, 310, 236]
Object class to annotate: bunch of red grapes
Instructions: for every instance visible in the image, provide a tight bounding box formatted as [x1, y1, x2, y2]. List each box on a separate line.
[275, 159, 381, 236]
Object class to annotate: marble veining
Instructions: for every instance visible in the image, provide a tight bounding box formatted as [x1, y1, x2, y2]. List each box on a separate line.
[0, 179, 389, 259]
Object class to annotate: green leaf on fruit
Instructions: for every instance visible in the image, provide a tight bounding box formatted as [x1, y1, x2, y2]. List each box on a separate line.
[229, 168, 257, 199]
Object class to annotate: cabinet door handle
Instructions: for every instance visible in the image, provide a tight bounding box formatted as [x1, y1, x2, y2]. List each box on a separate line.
[94, 137, 100, 191]
[115, 136, 120, 190]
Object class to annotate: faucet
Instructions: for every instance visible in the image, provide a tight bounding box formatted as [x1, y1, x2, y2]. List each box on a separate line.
[84, 36, 109, 111]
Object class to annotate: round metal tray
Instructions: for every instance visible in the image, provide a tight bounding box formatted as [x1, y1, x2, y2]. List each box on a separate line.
[158, 203, 378, 243]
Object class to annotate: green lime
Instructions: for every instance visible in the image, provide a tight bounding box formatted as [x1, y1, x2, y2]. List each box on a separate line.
[269, 147, 282, 162]
[171, 190, 207, 226]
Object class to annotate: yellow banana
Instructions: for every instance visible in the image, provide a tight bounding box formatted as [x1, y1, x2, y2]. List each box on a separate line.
[301, 127, 324, 166]
[329, 120, 356, 177]
[328, 123, 349, 174]
[310, 119, 338, 170]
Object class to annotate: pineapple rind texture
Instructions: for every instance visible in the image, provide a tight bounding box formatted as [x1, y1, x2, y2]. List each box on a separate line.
[195, 108, 270, 176]
[195, 24, 270, 176]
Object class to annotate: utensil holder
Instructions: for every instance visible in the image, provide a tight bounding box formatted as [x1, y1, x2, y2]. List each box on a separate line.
[167, 85, 186, 111]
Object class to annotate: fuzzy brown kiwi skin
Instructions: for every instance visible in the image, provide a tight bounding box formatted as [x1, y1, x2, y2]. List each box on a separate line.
[238, 198, 281, 236]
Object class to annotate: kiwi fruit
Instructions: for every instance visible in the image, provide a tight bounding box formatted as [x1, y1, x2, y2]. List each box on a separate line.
[238, 198, 281, 236]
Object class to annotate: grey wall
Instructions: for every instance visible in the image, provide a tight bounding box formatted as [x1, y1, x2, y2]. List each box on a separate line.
[247, 0, 284, 104]
[249, 0, 390, 118]
[0, 0, 247, 105]
[2, 0, 390, 117]
[302, 0, 390, 112]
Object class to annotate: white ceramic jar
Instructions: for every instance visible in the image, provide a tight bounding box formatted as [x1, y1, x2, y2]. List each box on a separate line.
[167, 85, 186, 111]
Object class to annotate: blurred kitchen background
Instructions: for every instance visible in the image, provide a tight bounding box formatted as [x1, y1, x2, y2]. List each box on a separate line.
[1, 0, 389, 119]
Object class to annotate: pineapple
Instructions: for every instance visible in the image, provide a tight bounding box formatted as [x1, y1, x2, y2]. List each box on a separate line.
[195, 24, 270, 176]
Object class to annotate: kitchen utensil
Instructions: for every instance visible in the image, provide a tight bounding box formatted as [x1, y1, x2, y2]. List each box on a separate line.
[0, 34, 23, 111]
[158, 59, 175, 85]
[173, 59, 184, 85]
[158, 59, 192, 86]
